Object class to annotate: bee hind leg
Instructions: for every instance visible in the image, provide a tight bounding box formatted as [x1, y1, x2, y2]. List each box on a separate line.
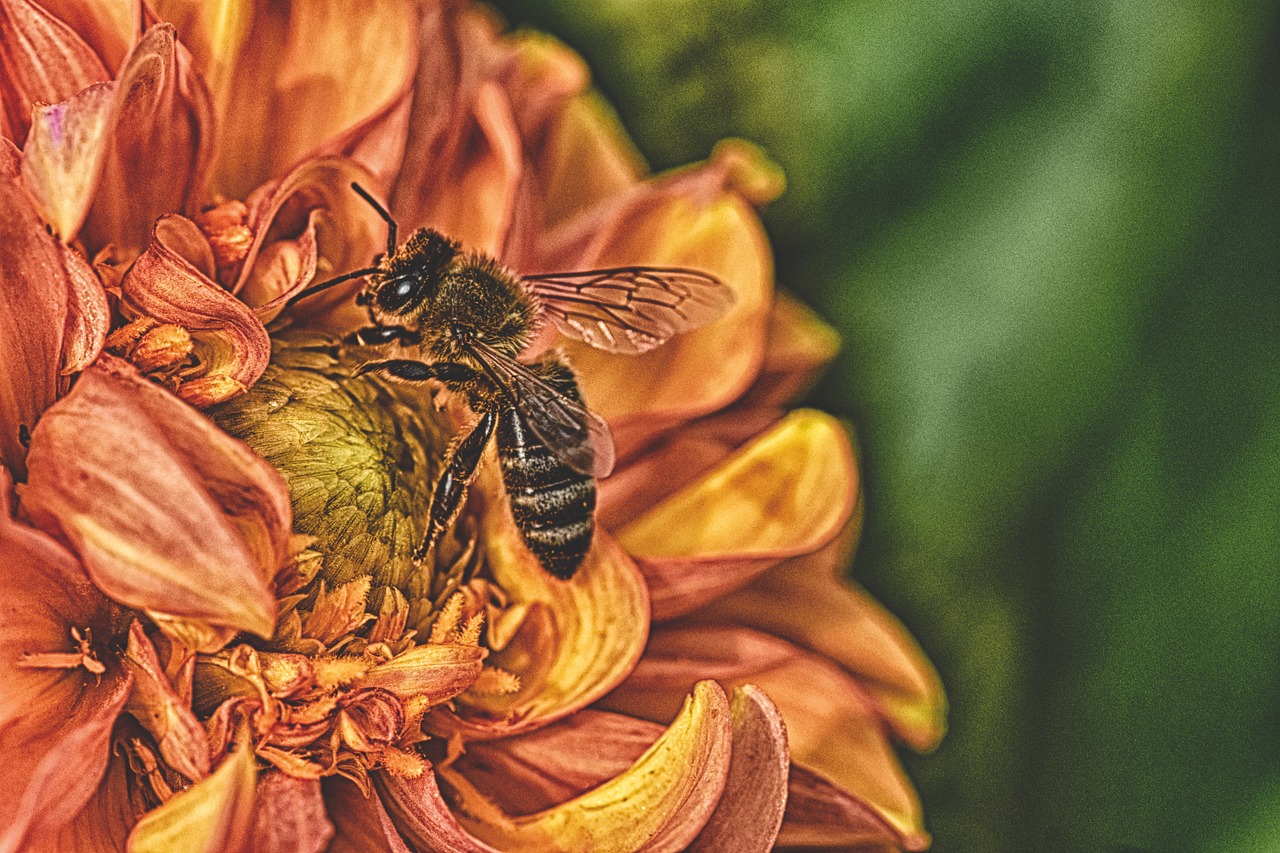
[416, 407, 497, 561]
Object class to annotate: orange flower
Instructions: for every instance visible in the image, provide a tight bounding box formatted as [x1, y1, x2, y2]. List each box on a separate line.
[0, 1, 944, 851]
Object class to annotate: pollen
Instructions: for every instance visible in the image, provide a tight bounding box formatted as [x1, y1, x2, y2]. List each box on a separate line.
[194, 200, 254, 284]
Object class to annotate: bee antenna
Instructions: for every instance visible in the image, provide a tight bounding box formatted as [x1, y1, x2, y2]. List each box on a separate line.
[350, 182, 398, 256]
[285, 265, 381, 308]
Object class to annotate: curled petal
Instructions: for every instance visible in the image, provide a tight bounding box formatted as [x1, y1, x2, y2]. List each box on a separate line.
[356, 644, 484, 704]
[617, 409, 858, 620]
[687, 686, 790, 852]
[59, 242, 109, 373]
[127, 731, 258, 853]
[0, 0, 109, 143]
[444, 681, 733, 853]
[81, 23, 213, 255]
[374, 773, 502, 853]
[539, 145, 777, 426]
[21, 357, 287, 643]
[249, 772, 333, 853]
[0, 141, 69, 476]
[197, 0, 417, 199]
[603, 625, 928, 847]
[122, 214, 271, 401]
[706, 532, 947, 751]
[123, 620, 210, 782]
[430, 506, 647, 740]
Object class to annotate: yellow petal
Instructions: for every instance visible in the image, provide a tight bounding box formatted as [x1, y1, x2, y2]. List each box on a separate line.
[127, 731, 258, 853]
[431, 513, 648, 739]
[447, 681, 733, 852]
[149, 0, 254, 130]
[740, 291, 842, 408]
[618, 409, 857, 619]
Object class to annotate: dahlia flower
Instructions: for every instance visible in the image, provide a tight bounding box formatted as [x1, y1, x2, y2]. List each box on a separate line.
[0, 1, 945, 850]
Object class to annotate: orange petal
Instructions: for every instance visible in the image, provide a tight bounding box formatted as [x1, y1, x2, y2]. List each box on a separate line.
[687, 685, 790, 852]
[0, 141, 69, 477]
[738, 292, 842, 409]
[616, 409, 858, 620]
[535, 94, 644, 232]
[123, 619, 210, 782]
[443, 680, 732, 852]
[705, 533, 947, 751]
[0, 479, 133, 853]
[81, 24, 213, 255]
[121, 214, 271, 401]
[200, 0, 417, 200]
[0, 0, 109, 144]
[356, 643, 485, 704]
[36, 0, 140, 73]
[373, 772, 502, 853]
[429, 508, 647, 740]
[127, 729, 258, 853]
[538, 144, 777, 425]
[147, 0, 253, 135]
[21, 357, 286, 644]
[324, 776, 414, 853]
[248, 772, 333, 853]
[24, 746, 148, 853]
[234, 156, 386, 321]
[59, 242, 109, 373]
[778, 764, 925, 851]
[454, 709, 663, 814]
[602, 625, 928, 847]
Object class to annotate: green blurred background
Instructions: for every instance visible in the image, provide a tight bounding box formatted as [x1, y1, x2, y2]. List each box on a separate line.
[491, 2, 1280, 850]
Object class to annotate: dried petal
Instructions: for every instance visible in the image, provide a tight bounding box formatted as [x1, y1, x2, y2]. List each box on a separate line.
[617, 409, 858, 620]
[248, 772, 334, 853]
[81, 23, 213, 255]
[121, 214, 271, 403]
[373, 772, 501, 853]
[324, 776, 413, 853]
[59, 242, 110, 373]
[445, 681, 732, 852]
[22, 357, 286, 643]
[123, 620, 210, 782]
[127, 731, 258, 853]
[0, 0, 109, 143]
[356, 644, 484, 704]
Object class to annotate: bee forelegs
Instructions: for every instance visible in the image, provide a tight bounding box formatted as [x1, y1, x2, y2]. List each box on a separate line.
[416, 408, 497, 561]
[355, 359, 480, 385]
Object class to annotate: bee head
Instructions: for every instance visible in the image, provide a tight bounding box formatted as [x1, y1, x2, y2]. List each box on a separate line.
[374, 228, 461, 318]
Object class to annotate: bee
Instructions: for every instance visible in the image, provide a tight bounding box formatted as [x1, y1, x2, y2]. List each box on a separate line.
[288, 183, 734, 579]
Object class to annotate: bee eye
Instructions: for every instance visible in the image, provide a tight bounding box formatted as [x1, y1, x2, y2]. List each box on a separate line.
[377, 275, 423, 315]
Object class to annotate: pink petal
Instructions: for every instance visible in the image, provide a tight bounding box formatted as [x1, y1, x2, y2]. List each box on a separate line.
[121, 214, 271, 402]
[24, 746, 148, 853]
[80, 24, 213, 255]
[21, 357, 286, 643]
[249, 772, 334, 853]
[687, 685, 790, 852]
[0, 0, 109, 144]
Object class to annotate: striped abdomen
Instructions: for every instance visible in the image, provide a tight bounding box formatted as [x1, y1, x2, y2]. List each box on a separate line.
[496, 406, 595, 580]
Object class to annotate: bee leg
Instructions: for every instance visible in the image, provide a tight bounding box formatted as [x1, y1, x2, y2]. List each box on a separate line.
[341, 325, 422, 347]
[354, 359, 479, 384]
[417, 407, 497, 561]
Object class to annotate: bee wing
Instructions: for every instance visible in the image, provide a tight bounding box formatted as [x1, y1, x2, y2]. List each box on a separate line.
[522, 266, 736, 355]
[468, 340, 616, 478]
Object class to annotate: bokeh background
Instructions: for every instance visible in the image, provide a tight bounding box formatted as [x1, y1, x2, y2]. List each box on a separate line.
[491, 2, 1280, 851]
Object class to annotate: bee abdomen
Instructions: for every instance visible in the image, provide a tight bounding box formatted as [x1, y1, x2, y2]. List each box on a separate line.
[497, 409, 595, 579]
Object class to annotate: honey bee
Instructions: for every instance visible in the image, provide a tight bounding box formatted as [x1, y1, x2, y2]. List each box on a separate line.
[289, 183, 734, 579]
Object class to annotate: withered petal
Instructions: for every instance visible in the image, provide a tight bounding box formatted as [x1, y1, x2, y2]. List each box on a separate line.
[617, 409, 858, 620]
[0, 141, 70, 477]
[80, 23, 213, 255]
[324, 776, 413, 853]
[248, 772, 334, 853]
[444, 680, 732, 852]
[374, 772, 503, 853]
[686, 685, 790, 853]
[0, 0, 109, 144]
[431, 502, 648, 741]
[356, 645, 484, 705]
[122, 214, 271, 401]
[123, 620, 210, 782]
[126, 730, 258, 853]
[59, 242, 109, 373]
[21, 357, 286, 643]
[201, 0, 417, 200]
